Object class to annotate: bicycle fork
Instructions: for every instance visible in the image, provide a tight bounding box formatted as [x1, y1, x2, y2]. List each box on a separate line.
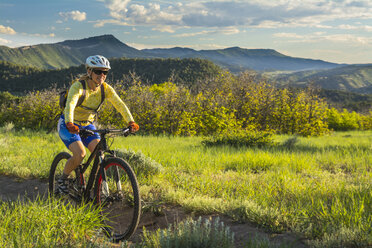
[100, 159, 123, 198]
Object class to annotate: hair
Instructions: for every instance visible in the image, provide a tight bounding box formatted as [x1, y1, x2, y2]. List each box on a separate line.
[78, 74, 90, 81]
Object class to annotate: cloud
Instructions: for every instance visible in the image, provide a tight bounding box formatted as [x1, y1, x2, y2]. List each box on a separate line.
[104, 0, 131, 19]
[152, 26, 176, 33]
[0, 25, 16, 35]
[59, 10, 87, 22]
[173, 27, 240, 37]
[337, 24, 372, 32]
[274, 31, 372, 45]
[98, 0, 372, 30]
[0, 37, 12, 45]
[127, 41, 225, 50]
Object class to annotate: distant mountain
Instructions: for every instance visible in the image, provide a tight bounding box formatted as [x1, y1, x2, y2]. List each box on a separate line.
[144, 46, 342, 72]
[57, 35, 144, 58]
[0, 35, 145, 69]
[269, 64, 372, 93]
[0, 34, 342, 72]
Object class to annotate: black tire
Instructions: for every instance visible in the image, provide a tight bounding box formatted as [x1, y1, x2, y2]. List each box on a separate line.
[94, 157, 141, 242]
[49, 152, 84, 201]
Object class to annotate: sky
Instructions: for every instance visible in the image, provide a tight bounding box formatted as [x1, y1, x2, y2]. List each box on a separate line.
[1, 0, 372, 64]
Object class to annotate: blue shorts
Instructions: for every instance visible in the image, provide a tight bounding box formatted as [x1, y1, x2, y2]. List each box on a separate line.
[58, 115, 100, 148]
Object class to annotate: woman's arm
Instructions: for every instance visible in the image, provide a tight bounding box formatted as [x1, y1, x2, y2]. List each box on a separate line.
[105, 83, 134, 124]
[64, 81, 84, 123]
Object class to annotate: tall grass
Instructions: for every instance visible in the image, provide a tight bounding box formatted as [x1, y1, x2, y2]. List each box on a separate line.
[0, 197, 104, 247]
[0, 126, 371, 247]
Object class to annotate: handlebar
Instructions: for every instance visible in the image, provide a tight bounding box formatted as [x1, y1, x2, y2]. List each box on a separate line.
[79, 127, 133, 138]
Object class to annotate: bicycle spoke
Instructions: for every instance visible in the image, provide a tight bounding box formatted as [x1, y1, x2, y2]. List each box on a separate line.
[95, 158, 140, 242]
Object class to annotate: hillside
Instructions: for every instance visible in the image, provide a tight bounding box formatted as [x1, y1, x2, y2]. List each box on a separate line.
[0, 58, 222, 92]
[0, 34, 341, 72]
[2, 35, 371, 94]
[268, 64, 372, 94]
[144, 46, 341, 72]
[0, 35, 145, 69]
[318, 88, 372, 113]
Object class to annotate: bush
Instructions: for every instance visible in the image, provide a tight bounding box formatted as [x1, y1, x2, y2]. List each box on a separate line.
[327, 108, 361, 131]
[136, 217, 235, 248]
[6, 74, 371, 136]
[0, 88, 60, 130]
[114, 149, 163, 179]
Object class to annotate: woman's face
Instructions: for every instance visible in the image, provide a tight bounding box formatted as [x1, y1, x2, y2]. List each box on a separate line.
[89, 67, 108, 86]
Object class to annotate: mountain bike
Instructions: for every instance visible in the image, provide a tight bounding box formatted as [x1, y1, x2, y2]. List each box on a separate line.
[49, 127, 141, 242]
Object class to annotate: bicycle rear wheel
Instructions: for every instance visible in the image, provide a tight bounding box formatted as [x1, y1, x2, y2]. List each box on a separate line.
[49, 152, 84, 202]
[94, 157, 141, 242]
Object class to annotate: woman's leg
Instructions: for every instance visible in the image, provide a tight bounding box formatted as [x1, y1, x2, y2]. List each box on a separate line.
[87, 139, 100, 153]
[63, 140, 86, 175]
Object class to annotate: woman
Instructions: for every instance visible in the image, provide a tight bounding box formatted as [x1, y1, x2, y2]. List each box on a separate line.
[57, 55, 139, 194]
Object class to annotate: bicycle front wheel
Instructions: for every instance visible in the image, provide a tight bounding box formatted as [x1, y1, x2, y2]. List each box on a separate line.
[94, 157, 141, 242]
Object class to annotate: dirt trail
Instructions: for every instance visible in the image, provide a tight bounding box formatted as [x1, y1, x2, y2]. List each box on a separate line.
[0, 175, 308, 247]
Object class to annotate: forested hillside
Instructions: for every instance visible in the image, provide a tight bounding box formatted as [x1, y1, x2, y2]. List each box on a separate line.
[318, 88, 372, 113]
[0, 58, 222, 92]
[269, 64, 372, 94]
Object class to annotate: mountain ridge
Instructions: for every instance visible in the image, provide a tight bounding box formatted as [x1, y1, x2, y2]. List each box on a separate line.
[2, 34, 371, 94]
[0, 34, 342, 72]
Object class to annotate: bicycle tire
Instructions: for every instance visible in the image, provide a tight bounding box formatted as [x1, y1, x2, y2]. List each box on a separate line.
[49, 152, 84, 201]
[94, 157, 141, 242]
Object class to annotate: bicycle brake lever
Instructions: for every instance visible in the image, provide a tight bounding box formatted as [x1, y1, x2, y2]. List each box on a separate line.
[122, 128, 131, 137]
[80, 129, 95, 139]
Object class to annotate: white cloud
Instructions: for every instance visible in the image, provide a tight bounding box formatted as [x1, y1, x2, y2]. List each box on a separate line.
[126, 42, 225, 50]
[93, 19, 129, 28]
[98, 0, 372, 30]
[173, 30, 215, 38]
[274, 31, 372, 45]
[0, 25, 16, 35]
[173, 27, 240, 38]
[337, 24, 372, 32]
[105, 0, 131, 19]
[59, 10, 87, 22]
[0, 37, 12, 45]
[152, 26, 176, 33]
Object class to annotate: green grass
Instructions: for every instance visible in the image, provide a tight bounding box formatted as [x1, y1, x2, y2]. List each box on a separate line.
[0, 126, 371, 247]
[0, 197, 105, 247]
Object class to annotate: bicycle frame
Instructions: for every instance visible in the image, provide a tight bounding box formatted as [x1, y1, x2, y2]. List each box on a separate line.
[76, 128, 128, 201]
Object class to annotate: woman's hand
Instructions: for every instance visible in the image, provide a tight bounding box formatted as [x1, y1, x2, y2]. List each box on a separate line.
[128, 121, 139, 132]
[66, 122, 79, 134]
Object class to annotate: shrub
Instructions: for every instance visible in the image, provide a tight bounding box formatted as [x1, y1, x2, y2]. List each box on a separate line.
[327, 108, 361, 131]
[114, 149, 163, 179]
[136, 217, 235, 248]
[0, 88, 60, 130]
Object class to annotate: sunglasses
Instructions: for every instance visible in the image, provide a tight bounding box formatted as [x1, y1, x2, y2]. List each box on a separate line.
[92, 69, 109, 75]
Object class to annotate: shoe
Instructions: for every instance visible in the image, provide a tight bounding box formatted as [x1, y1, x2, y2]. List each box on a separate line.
[57, 176, 70, 195]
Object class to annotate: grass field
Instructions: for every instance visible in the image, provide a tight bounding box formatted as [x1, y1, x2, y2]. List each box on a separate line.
[0, 125, 371, 247]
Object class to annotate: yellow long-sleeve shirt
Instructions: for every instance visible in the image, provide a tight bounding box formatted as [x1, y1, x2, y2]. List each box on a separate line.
[64, 80, 134, 126]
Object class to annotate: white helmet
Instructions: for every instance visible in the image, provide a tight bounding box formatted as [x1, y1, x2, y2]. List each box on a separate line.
[85, 55, 111, 69]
